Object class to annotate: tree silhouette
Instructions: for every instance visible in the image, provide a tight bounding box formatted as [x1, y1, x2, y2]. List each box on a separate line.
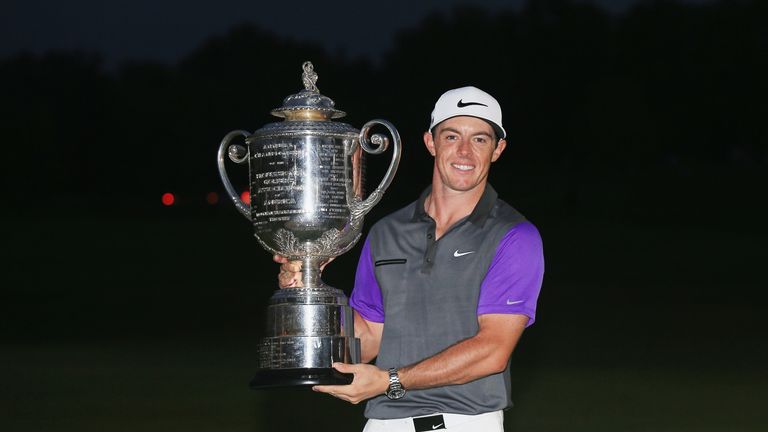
[1, 0, 765, 215]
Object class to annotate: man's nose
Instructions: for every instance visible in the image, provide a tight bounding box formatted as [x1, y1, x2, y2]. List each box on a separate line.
[456, 138, 472, 156]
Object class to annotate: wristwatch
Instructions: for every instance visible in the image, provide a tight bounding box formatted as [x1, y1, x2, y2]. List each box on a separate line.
[385, 367, 406, 400]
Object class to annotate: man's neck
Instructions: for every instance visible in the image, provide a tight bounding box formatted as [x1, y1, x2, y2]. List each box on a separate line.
[425, 182, 486, 239]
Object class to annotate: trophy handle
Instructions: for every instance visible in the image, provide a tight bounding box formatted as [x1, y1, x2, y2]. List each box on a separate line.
[351, 119, 402, 216]
[217, 130, 252, 220]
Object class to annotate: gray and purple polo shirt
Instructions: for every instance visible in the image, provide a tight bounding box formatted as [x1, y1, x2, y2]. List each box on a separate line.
[349, 184, 545, 419]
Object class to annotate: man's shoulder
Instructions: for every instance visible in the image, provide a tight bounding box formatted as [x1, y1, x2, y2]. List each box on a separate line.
[492, 198, 543, 248]
[491, 197, 529, 228]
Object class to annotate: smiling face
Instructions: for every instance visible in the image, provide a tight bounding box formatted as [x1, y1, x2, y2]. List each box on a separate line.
[424, 116, 507, 194]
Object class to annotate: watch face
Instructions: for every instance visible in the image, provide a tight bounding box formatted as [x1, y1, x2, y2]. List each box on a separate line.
[387, 388, 406, 400]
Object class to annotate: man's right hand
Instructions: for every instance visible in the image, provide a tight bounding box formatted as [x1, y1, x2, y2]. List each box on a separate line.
[273, 255, 334, 288]
[274, 255, 303, 288]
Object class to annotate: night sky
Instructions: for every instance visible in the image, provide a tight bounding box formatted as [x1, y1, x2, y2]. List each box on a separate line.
[3, 0, 714, 66]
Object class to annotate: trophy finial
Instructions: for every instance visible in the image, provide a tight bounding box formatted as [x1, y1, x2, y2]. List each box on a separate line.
[270, 61, 345, 120]
[302, 61, 319, 93]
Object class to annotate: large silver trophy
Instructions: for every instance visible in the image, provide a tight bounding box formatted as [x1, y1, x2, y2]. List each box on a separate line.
[217, 62, 401, 388]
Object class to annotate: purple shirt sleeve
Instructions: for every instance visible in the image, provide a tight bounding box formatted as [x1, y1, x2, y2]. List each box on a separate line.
[476, 221, 544, 326]
[349, 237, 385, 323]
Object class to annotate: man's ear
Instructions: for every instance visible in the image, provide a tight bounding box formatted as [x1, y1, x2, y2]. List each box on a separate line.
[491, 139, 507, 162]
[423, 131, 436, 156]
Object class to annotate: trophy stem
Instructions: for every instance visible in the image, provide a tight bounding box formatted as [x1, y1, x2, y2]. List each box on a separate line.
[301, 256, 327, 288]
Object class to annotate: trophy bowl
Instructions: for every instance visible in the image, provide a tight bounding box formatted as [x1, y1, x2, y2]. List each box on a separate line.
[217, 62, 401, 388]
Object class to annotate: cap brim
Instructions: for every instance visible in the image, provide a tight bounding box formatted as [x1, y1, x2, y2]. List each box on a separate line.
[431, 115, 506, 140]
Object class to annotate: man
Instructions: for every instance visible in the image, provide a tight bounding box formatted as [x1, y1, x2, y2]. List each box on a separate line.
[276, 86, 544, 432]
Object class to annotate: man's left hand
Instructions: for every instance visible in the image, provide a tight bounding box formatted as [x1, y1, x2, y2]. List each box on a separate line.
[313, 363, 389, 404]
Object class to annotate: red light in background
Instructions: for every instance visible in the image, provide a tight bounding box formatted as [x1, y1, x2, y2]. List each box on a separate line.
[240, 191, 251, 205]
[161, 192, 175, 206]
[206, 192, 219, 205]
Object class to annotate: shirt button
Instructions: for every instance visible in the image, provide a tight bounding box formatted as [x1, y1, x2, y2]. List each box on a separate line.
[427, 233, 433, 239]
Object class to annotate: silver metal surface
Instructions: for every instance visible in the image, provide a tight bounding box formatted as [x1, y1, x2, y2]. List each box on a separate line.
[258, 336, 361, 369]
[217, 61, 401, 376]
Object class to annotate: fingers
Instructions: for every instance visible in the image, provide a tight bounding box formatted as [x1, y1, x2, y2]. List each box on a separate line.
[278, 269, 299, 288]
[312, 384, 340, 394]
[274, 255, 335, 289]
[311, 363, 388, 405]
[278, 270, 302, 288]
[313, 363, 352, 400]
[331, 362, 354, 374]
[275, 255, 333, 272]
[313, 383, 352, 403]
[318, 257, 335, 271]
[275, 256, 303, 288]
[273, 255, 303, 272]
[281, 261, 303, 273]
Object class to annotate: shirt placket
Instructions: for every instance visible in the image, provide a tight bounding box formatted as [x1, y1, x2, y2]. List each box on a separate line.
[421, 219, 438, 274]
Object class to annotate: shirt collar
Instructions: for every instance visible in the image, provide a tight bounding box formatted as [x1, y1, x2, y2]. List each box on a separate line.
[411, 183, 498, 226]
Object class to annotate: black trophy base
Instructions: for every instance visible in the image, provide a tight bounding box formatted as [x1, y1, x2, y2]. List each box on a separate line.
[249, 367, 354, 389]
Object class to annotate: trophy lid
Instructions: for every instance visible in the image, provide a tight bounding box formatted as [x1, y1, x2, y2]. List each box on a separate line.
[270, 62, 346, 121]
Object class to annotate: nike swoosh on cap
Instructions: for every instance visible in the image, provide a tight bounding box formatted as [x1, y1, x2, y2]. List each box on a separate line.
[457, 99, 488, 108]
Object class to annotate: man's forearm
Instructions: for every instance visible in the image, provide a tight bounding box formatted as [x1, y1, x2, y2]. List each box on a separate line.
[398, 314, 528, 390]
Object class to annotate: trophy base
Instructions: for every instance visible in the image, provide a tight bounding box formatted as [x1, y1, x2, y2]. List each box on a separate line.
[249, 367, 354, 389]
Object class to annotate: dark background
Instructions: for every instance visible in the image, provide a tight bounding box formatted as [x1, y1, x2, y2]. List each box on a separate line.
[1, 0, 766, 431]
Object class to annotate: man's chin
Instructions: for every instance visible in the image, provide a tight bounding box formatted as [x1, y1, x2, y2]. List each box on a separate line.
[444, 181, 486, 194]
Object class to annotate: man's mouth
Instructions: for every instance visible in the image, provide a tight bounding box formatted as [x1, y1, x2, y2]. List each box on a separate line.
[451, 163, 474, 171]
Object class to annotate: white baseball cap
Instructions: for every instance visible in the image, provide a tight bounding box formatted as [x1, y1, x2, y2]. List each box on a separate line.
[429, 86, 506, 140]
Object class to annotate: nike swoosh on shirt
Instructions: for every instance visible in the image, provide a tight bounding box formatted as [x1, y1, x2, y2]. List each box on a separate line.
[453, 250, 475, 257]
[432, 424, 444, 430]
[506, 299, 524, 305]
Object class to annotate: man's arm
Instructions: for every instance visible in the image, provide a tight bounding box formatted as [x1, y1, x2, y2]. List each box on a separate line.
[398, 313, 527, 388]
[354, 311, 383, 364]
[313, 312, 528, 404]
